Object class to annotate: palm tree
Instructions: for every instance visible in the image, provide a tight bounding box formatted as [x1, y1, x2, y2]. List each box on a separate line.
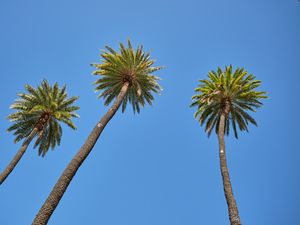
[32, 40, 162, 225]
[191, 65, 267, 225]
[0, 80, 79, 185]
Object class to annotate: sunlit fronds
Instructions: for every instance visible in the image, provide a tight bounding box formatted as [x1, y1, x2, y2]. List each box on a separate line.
[7, 80, 80, 156]
[191, 65, 267, 139]
[92, 39, 163, 113]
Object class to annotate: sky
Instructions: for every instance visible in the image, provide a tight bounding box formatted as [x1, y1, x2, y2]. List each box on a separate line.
[0, 0, 299, 224]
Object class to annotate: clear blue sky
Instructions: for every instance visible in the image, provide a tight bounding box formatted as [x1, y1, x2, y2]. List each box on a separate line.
[0, 0, 299, 224]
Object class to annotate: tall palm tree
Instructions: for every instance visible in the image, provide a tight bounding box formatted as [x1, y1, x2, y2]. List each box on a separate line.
[32, 40, 162, 225]
[191, 65, 267, 225]
[0, 80, 79, 185]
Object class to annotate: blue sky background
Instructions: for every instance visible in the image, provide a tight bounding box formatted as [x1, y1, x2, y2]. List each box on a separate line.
[0, 0, 299, 224]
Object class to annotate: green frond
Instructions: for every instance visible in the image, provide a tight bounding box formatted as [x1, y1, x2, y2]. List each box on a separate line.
[7, 80, 80, 156]
[92, 39, 162, 113]
[191, 65, 267, 139]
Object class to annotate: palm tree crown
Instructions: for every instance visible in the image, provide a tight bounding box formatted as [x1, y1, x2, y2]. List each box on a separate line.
[91, 39, 162, 113]
[191, 65, 267, 138]
[7, 80, 80, 156]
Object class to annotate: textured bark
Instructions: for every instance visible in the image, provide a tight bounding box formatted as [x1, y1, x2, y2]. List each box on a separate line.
[32, 82, 130, 225]
[218, 112, 242, 225]
[0, 128, 38, 185]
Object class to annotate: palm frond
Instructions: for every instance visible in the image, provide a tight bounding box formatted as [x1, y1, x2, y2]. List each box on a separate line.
[92, 39, 163, 113]
[191, 66, 267, 139]
[7, 80, 80, 156]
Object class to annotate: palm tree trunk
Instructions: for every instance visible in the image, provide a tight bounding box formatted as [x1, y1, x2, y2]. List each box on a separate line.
[0, 128, 38, 185]
[32, 82, 130, 225]
[218, 113, 242, 225]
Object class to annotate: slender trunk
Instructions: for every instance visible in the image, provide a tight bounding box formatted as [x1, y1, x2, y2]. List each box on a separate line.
[32, 82, 129, 225]
[0, 128, 38, 185]
[218, 113, 242, 225]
